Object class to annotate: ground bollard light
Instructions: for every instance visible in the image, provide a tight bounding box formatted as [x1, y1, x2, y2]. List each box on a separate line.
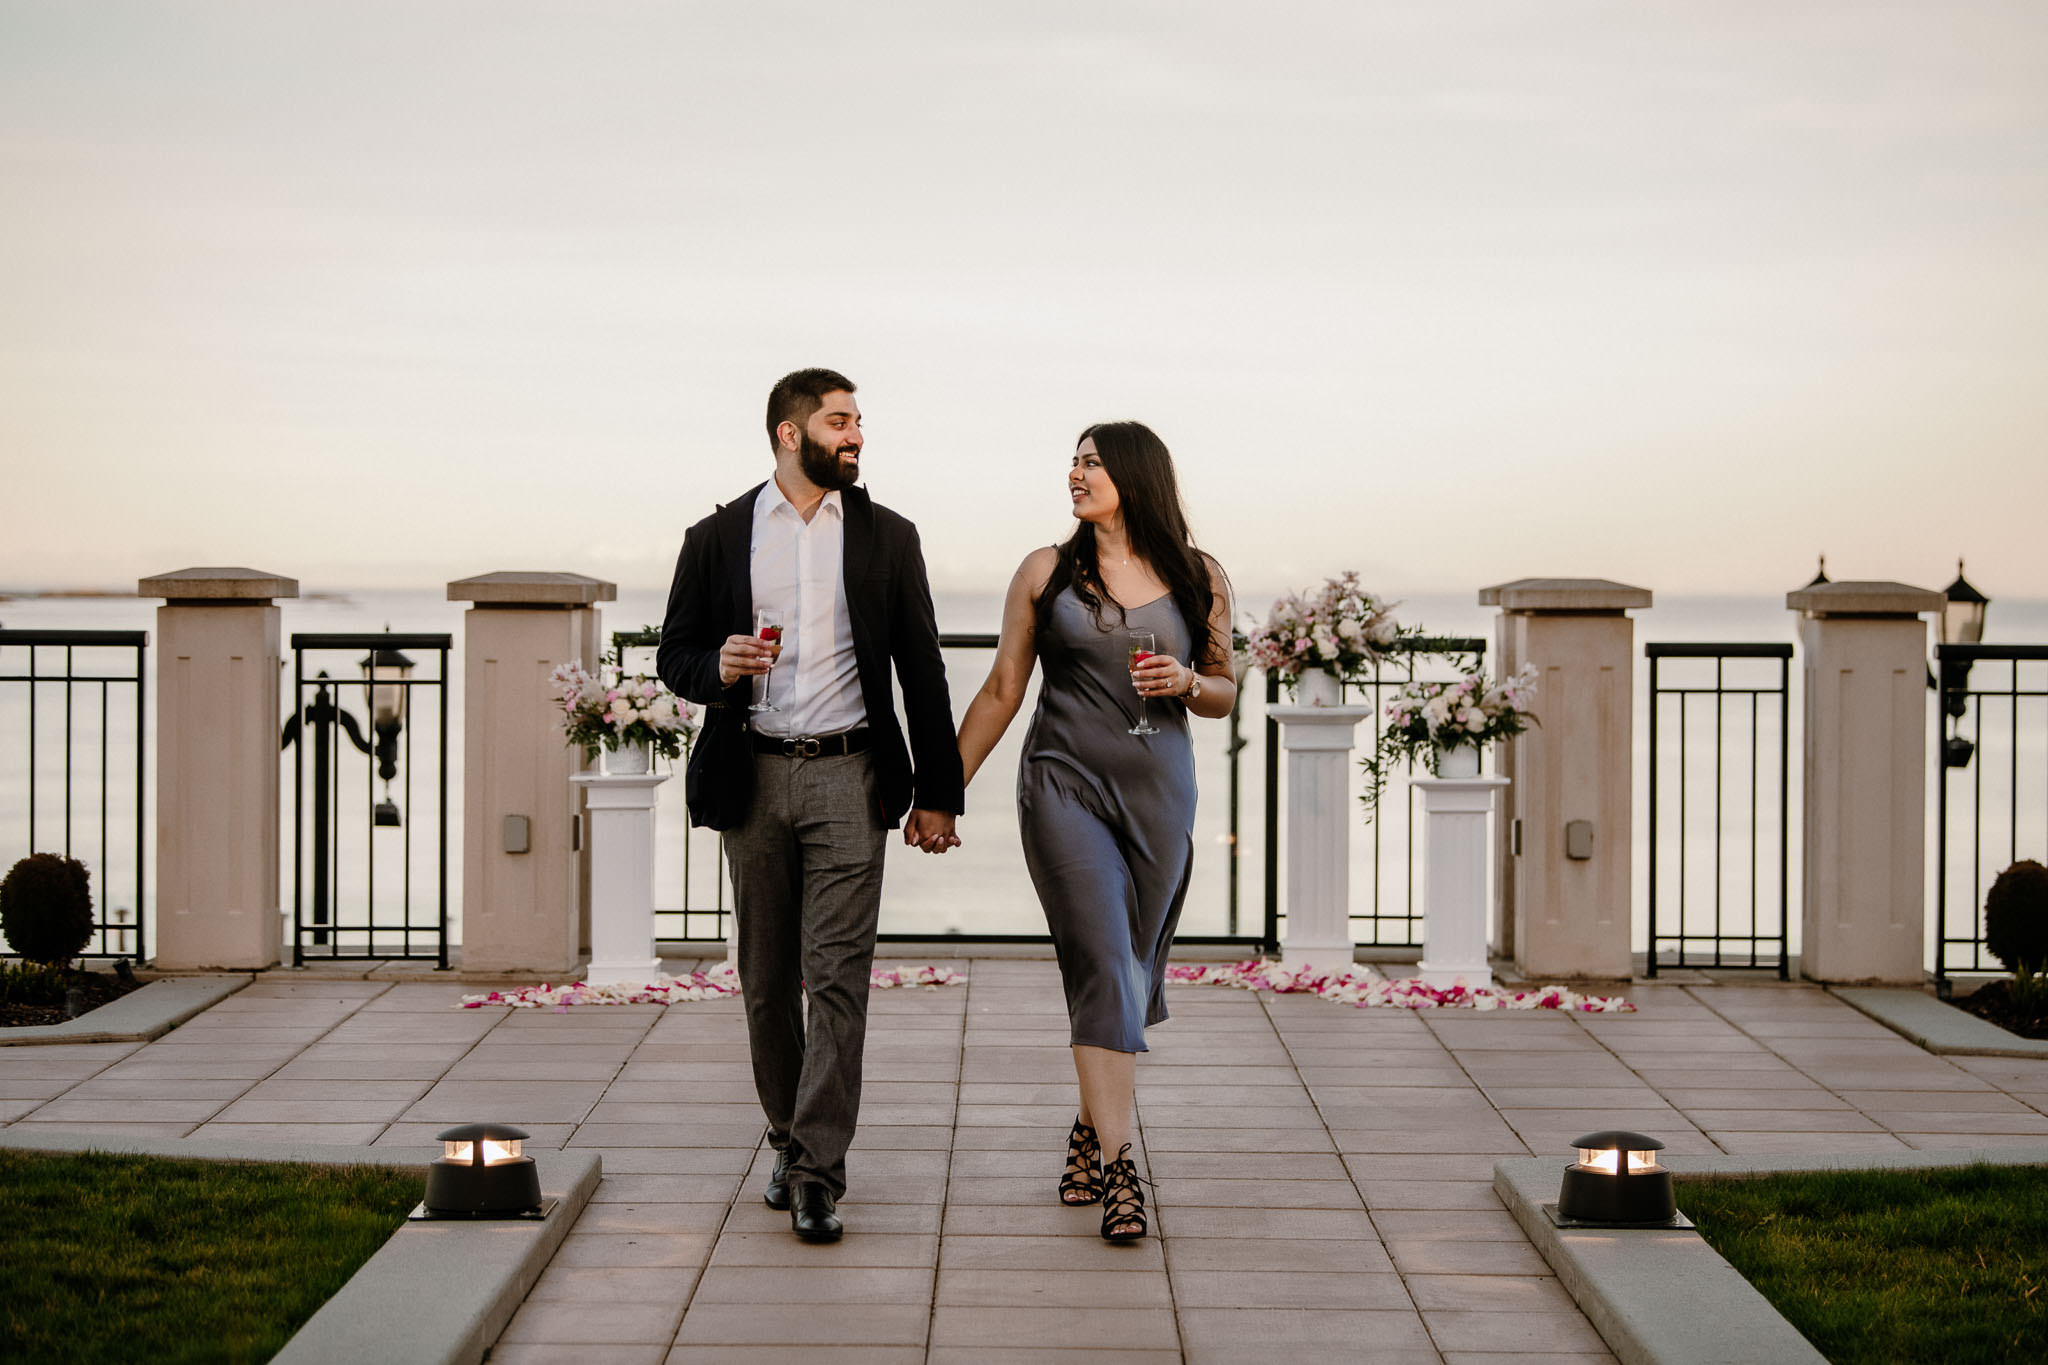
[1554, 1130, 1680, 1227]
[421, 1122, 543, 1218]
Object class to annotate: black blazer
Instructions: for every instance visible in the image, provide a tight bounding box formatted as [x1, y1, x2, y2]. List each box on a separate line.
[657, 482, 965, 831]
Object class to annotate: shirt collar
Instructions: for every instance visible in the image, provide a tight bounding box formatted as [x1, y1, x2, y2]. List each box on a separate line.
[758, 479, 843, 525]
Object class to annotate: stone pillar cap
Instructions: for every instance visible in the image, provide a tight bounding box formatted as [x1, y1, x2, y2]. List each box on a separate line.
[447, 571, 618, 606]
[1478, 578, 1652, 612]
[138, 567, 299, 600]
[1786, 580, 1944, 615]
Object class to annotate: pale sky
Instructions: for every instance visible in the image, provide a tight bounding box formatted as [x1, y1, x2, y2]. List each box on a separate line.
[4, 1, 2045, 601]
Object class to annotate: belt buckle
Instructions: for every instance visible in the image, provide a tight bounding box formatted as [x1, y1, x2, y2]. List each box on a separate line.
[782, 737, 821, 758]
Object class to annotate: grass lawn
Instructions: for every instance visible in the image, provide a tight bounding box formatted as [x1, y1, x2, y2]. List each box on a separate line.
[0, 1150, 420, 1364]
[1678, 1163, 2048, 1365]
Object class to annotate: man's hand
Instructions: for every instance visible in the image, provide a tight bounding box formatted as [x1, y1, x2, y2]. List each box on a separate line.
[904, 808, 960, 854]
[717, 633, 779, 687]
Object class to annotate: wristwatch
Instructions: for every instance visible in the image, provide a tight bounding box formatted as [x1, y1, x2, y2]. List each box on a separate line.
[1186, 672, 1203, 702]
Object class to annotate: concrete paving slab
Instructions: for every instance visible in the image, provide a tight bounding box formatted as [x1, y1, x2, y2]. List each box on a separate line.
[1835, 986, 2048, 1057]
[0, 974, 250, 1046]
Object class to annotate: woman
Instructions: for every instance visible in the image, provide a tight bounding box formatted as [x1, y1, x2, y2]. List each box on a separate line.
[956, 421, 1236, 1241]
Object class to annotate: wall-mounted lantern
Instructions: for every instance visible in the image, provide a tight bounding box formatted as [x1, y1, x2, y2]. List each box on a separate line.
[1939, 560, 1989, 770]
[361, 633, 415, 827]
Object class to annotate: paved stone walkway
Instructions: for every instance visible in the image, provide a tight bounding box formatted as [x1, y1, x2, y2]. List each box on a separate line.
[8, 960, 2048, 1362]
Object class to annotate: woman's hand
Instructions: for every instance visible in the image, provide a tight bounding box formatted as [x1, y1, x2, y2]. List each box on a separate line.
[1130, 652, 1191, 698]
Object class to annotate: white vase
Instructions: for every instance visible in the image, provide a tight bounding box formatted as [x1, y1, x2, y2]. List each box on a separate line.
[604, 742, 652, 776]
[1294, 668, 1343, 707]
[1433, 743, 1480, 778]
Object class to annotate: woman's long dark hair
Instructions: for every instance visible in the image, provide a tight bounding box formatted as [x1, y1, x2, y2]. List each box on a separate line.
[1035, 421, 1227, 668]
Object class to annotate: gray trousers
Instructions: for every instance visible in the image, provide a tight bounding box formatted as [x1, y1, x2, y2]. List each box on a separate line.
[722, 750, 887, 1199]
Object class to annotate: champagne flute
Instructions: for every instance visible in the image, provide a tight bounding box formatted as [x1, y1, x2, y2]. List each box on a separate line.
[1127, 630, 1159, 736]
[751, 608, 786, 713]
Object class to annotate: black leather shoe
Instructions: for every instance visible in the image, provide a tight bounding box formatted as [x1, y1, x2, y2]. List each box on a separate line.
[763, 1148, 793, 1211]
[790, 1182, 843, 1242]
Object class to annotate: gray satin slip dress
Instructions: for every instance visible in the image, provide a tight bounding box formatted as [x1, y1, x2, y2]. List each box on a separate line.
[1019, 587, 1197, 1053]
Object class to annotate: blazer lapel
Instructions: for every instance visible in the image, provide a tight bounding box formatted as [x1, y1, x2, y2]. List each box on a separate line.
[841, 485, 875, 592]
[720, 482, 766, 628]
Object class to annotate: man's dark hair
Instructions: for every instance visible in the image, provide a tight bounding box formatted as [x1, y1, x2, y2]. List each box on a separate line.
[766, 368, 857, 449]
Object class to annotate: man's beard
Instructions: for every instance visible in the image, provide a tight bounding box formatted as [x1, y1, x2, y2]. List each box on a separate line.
[799, 432, 861, 491]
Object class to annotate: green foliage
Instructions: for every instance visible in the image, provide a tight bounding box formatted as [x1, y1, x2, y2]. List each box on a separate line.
[0, 853, 93, 966]
[0, 1151, 418, 1364]
[1986, 860, 2048, 975]
[0, 959, 73, 1006]
[1678, 1164, 2048, 1364]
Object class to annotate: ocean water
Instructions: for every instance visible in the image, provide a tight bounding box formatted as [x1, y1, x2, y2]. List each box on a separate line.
[4, 587, 2044, 962]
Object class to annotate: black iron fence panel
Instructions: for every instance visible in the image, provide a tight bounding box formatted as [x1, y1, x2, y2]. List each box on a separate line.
[287, 633, 451, 965]
[1263, 638, 1488, 952]
[1934, 643, 2048, 990]
[0, 630, 148, 961]
[614, 627, 1272, 950]
[1644, 643, 1792, 978]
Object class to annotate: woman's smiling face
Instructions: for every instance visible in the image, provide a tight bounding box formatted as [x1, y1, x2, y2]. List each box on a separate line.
[1069, 436, 1121, 525]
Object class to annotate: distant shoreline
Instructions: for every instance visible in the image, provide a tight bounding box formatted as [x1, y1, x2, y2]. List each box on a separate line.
[0, 589, 353, 602]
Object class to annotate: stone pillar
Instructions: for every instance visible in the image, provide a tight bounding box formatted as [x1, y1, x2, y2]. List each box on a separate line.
[570, 771, 668, 986]
[1482, 578, 1651, 981]
[1415, 776, 1511, 989]
[139, 567, 297, 970]
[1787, 580, 1944, 984]
[1270, 702, 1373, 977]
[448, 572, 615, 975]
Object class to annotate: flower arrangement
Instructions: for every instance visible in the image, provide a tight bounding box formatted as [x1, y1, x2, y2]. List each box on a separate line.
[548, 660, 697, 763]
[1359, 662, 1539, 816]
[1242, 571, 1408, 687]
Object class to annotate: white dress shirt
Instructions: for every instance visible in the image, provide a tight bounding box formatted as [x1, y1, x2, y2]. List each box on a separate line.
[749, 479, 865, 738]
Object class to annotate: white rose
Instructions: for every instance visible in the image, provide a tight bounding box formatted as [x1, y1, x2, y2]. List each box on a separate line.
[1337, 619, 1363, 643]
[609, 698, 631, 717]
[1367, 618, 1398, 646]
[1312, 626, 1339, 657]
[651, 696, 677, 719]
[1457, 707, 1484, 729]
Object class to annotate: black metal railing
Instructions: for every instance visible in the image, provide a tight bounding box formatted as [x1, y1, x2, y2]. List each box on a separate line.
[1644, 643, 1792, 978]
[614, 627, 1277, 950]
[286, 633, 451, 965]
[0, 630, 148, 961]
[1264, 638, 1487, 951]
[1934, 643, 2048, 991]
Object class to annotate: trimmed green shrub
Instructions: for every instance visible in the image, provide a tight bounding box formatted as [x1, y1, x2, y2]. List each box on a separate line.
[1984, 859, 2048, 975]
[0, 853, 94, 967]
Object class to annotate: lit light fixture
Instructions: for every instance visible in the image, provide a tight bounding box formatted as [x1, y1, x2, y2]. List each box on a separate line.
[412, 1122, 550, 1220]
[1547, 1130, 1690, 1229]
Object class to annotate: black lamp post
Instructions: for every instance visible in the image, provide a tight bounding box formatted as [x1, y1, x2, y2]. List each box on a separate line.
[1939, 560, 1989, 770]
[361, 638, 416, 828]
[281, 671, 374, 945]
[1550, 1130, 1689, 1228]
[415, 1122, 548, 1219]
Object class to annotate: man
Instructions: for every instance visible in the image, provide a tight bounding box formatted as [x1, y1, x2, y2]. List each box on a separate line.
[657, 368, 962, 1242]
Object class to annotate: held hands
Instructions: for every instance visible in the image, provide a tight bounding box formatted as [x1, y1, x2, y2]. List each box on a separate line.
[718, 633, 779, 687]
[1130, 653, 1191, 699]
[905, 808, 960, 855]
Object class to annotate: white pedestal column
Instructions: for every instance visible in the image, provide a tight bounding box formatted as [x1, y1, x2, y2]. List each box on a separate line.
[1269, 704, 1372, 977]
[1415, 776, 1510, 989]
[569, 771, 668, 986]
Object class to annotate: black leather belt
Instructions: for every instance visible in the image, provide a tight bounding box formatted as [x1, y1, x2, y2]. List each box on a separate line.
[751, 728, 871, 758]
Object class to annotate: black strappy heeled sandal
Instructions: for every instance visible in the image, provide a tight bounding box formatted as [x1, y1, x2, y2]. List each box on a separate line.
[1059, 1118, 1103, 1206]
[1100, 1143, 1151, 1242]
